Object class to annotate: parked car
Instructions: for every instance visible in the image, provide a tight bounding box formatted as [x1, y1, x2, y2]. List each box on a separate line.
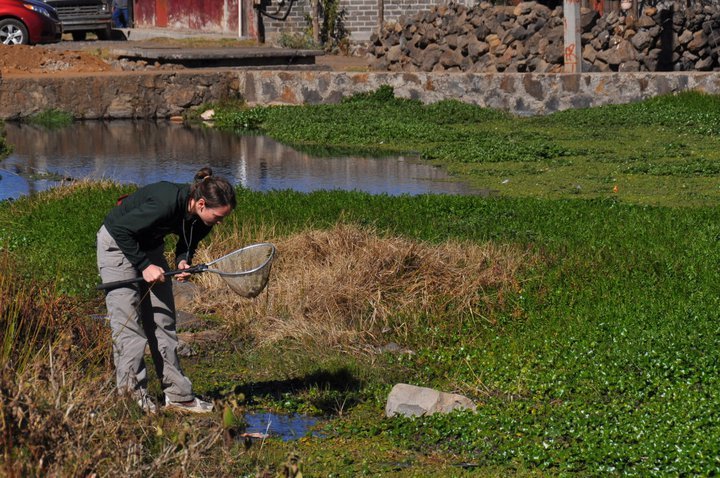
[0, 0, 62, 44]
[40, 0, 111, 40]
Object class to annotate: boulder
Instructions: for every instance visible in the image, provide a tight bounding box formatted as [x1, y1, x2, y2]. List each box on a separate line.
[385, 384, 477, 417]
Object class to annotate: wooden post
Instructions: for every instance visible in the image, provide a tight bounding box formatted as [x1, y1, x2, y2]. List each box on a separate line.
[563, 0, 582, 73]
[311, 0, 320, 44]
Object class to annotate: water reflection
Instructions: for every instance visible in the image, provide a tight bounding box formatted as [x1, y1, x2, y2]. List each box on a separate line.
[244, 412, 321, 441]
[0, 121, 481, 201]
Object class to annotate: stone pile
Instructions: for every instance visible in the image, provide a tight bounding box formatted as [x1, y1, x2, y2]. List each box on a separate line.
[368, 1, 720, 72]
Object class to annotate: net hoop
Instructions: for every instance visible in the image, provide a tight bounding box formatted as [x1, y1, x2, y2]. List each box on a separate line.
[205, 242, 276, 298]
[206, 242, 276, 277]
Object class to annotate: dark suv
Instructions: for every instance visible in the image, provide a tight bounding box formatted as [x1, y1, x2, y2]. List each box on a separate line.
[41, 0, 111, 40]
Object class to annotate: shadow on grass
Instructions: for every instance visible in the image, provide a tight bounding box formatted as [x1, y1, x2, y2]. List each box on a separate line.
[208, 367, 363, 415]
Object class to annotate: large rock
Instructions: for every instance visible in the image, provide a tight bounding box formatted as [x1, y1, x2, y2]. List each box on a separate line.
[598, 39, 638, 65]
[385, 383, 477, 418]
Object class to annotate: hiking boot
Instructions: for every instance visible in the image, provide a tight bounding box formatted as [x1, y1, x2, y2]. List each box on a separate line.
[165, 396, 214, 414]
[136, 393, 158, 414]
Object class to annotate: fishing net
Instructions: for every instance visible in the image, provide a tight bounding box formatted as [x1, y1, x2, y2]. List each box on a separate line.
[209, 243, 276, 298]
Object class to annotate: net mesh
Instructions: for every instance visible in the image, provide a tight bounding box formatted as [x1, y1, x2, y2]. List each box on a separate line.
[210, 243, 275, 298]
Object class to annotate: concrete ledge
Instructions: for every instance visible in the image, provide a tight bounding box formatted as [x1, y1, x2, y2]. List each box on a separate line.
[1, 71, 719, 119]
[110, 46, 325, 68]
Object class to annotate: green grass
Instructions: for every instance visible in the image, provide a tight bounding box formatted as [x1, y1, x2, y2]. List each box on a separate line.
[24, 109, 74, 128]
[5, 185, 720, 474]
[6, 91, 720, 475]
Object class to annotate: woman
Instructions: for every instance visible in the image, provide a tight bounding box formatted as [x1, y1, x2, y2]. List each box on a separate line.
[96, 167, 236, 414]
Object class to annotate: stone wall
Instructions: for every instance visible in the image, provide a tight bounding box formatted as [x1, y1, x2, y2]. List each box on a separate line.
[237, 70, 720, 115]
[1, 70, 720, 119]
[368, 0, 720, 72]
[0, 72, 240, 120]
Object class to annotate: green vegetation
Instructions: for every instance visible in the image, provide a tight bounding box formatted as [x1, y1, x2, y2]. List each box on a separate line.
[24, 109, 74, 128]
[4, 92, 720, 475]
[211, 87, 720, 207]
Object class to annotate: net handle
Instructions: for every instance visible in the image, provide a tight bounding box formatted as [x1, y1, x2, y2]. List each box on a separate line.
[96, 264, 208, 291]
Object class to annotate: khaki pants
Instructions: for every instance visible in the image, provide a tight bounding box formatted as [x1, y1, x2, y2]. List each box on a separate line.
[96, 225, 193, 402]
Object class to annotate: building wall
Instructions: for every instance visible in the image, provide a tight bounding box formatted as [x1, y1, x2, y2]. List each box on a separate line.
[133, 0, 240, 35]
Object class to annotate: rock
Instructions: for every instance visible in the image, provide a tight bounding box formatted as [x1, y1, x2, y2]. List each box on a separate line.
[678, 29, 693, 45]
[386, 45, 402, 62]
[503, 26, 529, 43]
[543, 42, 563, 64]
[618, 60, 641, 71]
[695, 55, 715, 70]
[637, 15, 656, 28]
[200, 109, 215, 121]
[467, 38, 490, 59]
[583, 43, 598, 63]
[486, 33, 502, 48]
[367, 1, 720, 74]
[591, 29, 610, 50]
[602, 39, 638, 65]
[631, 29, 654, 50]
[420, 44, 443, 71]
[173, 280, 199, 309]
[688, 30, 708, 52]
[440, 48, 464, 68]
[513, 1, 535, 17]
[177, 339, 197, 357]
[445, 33, 459, 49]
[581, 8, 599, 30]
[385, 384, 477, 417]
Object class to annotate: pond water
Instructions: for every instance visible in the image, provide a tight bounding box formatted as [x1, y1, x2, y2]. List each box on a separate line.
[244, 411, 322, 441]
[0, 121, 482, 201]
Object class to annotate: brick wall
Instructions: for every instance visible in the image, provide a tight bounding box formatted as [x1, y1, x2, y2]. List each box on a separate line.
[261, 0, 475, 43]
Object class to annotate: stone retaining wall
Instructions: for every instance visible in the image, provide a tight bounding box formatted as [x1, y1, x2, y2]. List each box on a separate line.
[1, 70, 719, 119]
[0, 72, 240, 120]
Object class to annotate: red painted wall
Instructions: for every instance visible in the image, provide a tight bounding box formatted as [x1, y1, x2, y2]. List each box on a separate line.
[134, 0, 240, 34]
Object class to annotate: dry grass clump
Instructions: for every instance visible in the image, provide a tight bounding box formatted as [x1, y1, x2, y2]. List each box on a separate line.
[1, 252, 225, 477]
[1, 357, 226, 477]
[191, 224, 536, 352]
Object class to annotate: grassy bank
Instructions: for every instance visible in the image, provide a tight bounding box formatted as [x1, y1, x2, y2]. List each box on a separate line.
[3, 93, 720, 475]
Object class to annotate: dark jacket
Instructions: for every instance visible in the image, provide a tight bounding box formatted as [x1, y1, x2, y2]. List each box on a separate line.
[104, 182, 212, 271]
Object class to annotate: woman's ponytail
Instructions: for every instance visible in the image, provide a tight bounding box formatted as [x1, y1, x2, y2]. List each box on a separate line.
[189, 167, 236, 209]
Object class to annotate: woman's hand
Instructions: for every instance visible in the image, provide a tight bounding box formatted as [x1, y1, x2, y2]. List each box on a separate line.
[142, 264, 166, 283]
[175, 260, 191, 282]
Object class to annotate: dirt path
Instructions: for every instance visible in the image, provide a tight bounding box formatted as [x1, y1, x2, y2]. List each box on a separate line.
[0, 41, 370, 76]
[0, 45, 113, 75]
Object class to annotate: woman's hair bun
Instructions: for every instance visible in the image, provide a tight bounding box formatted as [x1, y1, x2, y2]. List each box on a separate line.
[194, 167, 213, 183]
